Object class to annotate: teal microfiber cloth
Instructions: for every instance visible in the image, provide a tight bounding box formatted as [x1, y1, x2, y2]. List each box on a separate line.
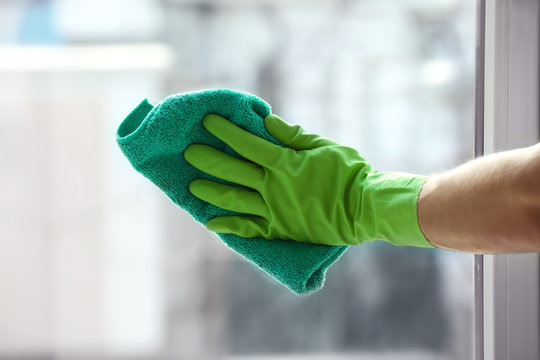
[116, 89, 348, 295]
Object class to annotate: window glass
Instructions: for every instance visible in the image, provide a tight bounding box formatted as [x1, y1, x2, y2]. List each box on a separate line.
[0, 0, 474, 359]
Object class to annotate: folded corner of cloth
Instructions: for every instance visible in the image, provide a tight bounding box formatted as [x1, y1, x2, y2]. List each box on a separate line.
[115, 88, 348, 295]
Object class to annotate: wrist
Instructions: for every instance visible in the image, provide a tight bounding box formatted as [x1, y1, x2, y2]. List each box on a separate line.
[362, 172, 435, 248]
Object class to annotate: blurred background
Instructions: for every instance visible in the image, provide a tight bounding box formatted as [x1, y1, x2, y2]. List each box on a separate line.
[0, 0, 476, 359]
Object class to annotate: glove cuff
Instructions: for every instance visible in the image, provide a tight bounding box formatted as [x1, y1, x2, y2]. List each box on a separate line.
[362, 172, 435, 248]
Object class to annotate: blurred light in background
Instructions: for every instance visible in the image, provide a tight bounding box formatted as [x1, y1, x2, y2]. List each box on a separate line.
[420, 59, 458, 87]
[0, 0, 475, 359]
[0, 44, 173, 72]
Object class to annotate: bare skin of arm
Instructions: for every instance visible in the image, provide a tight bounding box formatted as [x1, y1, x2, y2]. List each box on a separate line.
[417, 143, 540, 253]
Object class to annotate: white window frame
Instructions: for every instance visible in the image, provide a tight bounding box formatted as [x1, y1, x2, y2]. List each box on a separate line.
[478, 0, 540, 359]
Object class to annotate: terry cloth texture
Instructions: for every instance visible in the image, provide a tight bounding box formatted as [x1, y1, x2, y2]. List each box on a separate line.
[116, 89, 348, 295]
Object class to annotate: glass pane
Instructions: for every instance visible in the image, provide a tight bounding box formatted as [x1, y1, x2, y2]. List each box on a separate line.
[0, 0, 474, 359]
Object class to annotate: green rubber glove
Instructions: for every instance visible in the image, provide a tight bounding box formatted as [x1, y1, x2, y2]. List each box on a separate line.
[184, 114, 434, 248]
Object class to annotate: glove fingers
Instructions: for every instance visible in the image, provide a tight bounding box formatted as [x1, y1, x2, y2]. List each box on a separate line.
[184, 144, 264, 190]
[189, 179, 269, 218]
[202, 114, 283, 167]
[206, 215, 270, 239]
[264, 114, 339, 150]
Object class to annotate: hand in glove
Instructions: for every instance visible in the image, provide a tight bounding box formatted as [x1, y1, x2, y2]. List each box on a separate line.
[184, 114, 434, 248]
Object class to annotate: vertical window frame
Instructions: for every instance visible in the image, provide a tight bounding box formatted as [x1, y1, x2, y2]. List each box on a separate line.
[480, 0, 540, 359]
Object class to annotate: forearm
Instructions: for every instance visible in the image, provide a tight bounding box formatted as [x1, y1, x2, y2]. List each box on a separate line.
[417, 143, 540, 253]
